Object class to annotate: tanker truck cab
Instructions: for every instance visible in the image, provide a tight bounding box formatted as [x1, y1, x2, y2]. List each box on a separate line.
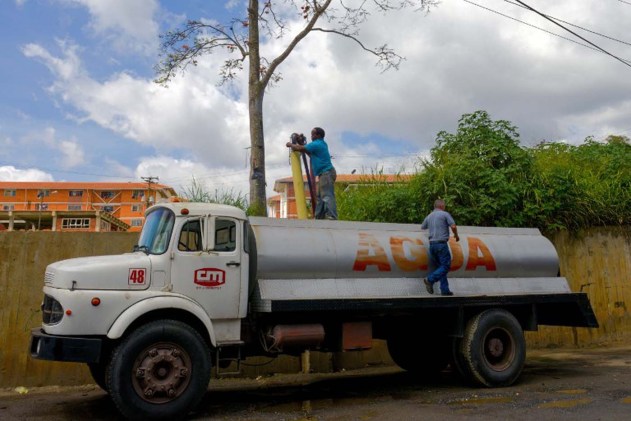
[158, 203, 249, 331]
[30, 202, 598, 420]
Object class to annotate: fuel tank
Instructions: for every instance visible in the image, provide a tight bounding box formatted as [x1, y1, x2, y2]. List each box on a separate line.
[249, 217, 558, 280]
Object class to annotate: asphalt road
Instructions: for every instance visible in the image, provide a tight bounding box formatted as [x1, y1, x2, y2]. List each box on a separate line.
[1, 345, 630, 420]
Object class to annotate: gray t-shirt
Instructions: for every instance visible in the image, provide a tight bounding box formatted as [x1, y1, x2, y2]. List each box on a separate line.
[421, 209, 456, 242]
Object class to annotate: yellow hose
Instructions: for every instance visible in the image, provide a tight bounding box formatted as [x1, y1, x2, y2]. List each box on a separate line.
[290, 151, 308, 219]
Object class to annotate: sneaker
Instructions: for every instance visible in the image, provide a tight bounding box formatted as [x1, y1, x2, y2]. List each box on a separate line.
[423, 278, 434, 295]
[441, 291, 454, 296]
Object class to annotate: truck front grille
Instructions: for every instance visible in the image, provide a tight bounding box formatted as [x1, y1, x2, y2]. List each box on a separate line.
[44, 271, 55, 285]
[42, 295, 64, 325]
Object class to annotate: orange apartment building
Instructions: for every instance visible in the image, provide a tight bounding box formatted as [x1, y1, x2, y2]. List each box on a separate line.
[0, 181, 176, 232]
[268, 173, 412, 219]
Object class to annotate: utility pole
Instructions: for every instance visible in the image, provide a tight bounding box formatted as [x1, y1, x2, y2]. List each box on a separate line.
[141, 176, 159, 208]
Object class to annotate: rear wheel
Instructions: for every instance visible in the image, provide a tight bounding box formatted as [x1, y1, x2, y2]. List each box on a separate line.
[107, 320, 211, 420]
[450, 337, 471, 382]
[460, 309, 525, 387]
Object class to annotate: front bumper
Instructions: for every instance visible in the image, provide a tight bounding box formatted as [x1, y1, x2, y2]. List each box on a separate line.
[30, 328, 103, 363]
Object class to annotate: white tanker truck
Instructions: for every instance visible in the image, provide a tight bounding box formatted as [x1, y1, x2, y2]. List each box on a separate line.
[30, 202, 598, 419]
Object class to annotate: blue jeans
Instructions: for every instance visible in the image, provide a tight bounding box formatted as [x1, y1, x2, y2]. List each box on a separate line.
[428, 242, 452, 294]
[315, 168, 337, 220]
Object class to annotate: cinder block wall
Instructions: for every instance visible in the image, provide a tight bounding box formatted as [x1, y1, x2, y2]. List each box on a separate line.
[1, 227, 629, 388]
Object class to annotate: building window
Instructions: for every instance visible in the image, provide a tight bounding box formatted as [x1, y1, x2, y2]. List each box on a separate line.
[62, 218, 90, 229]
[68, 205, 82, 211]
[38, 189, 52, 197]
[2, 205, 14, 211]
[100, 191, 115, 199]
[131, 218, 143, 227]
[69, 190, 83, 197]
[131, 204, 141, 212]
[102, 205, 114, 213]
[132, 190, 144, 199]
[3, 189, 16, 197]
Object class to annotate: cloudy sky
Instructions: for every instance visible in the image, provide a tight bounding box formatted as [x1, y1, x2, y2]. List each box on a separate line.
[1, 0, 630, 198]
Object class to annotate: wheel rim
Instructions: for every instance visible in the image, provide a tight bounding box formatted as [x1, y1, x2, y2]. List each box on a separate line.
[482, 327, 515, 372]
[132, 342, 192, 404]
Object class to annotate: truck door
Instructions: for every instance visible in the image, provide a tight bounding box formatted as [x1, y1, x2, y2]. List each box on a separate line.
[171, 217, 242, 319]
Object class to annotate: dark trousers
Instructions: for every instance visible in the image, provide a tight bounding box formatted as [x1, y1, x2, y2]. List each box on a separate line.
[315, 168, 337, 220]
[428, 242, 452, 294]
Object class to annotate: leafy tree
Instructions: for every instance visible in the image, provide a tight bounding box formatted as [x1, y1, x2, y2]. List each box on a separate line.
[339, 112, 630, 231]
[417, 111, 534, 227]
[604, 134, 630, 145]
[530, 136, 631, 228]
[155, 0, 437, 215]
[337, 171, 421, 223]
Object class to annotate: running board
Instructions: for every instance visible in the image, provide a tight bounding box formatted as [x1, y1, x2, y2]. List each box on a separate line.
[214, 342, 243, 377]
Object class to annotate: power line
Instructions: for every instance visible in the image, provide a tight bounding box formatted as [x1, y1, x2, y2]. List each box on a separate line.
[462, 0, 631, 65]
[504, 0, 631, 47]
[462, 0, 611, 55]
[512, 0, 631, 69]
[618, 0, 631, 6]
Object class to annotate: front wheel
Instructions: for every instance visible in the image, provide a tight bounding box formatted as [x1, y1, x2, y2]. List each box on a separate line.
[107, 320, 211, 420]
[460, 309, 526, 387]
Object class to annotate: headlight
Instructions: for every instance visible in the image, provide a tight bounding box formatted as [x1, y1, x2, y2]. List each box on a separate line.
[41, 295, 64, 325]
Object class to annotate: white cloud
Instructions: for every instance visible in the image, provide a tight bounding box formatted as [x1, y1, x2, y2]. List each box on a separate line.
[64, 0, 160, 54]
[135, 156, 251, 197]
[23, 41, 83, 81]
[7, 126, 87, 172]
[23, 40, 251, 170]
[0, 166, 54, 181]
[19, 0, 631, 196]
[102, 158, 136, 180]
[58, 139, 85, 168]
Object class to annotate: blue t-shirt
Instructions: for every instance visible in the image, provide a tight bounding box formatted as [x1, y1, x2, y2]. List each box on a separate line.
[421, 209, 456, 242]
[305, 138, 334, 176]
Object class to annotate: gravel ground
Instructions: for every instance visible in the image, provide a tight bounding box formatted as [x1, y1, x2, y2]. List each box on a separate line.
[1, 344, 630, 420]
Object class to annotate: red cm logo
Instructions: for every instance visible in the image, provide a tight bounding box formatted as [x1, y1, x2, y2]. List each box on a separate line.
[194, 268, 225, 287]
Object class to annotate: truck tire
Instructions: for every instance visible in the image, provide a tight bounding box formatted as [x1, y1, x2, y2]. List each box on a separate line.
[450, 337, 472, 382]
[387, 334, 450, 376]
[461, 309, 525, 387]
[106, 320, 211, 420]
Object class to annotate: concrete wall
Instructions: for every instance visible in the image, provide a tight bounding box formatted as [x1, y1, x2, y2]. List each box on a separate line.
[526, 227, 631, 347]
[1, 227, 629, 388]
[0, 232, 137, 388]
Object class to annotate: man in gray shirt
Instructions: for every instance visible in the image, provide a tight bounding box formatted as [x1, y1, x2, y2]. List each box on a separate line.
[420, 199, 460, 296]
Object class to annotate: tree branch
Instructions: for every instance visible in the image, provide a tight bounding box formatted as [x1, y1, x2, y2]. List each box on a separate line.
[311, 27, 404, 71]
[260, 0, 334, 88]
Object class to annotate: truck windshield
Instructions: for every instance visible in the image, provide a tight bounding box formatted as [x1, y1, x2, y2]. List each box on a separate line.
[136, 207, 176, 254]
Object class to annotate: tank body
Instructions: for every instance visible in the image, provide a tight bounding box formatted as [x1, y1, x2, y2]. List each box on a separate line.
[249, 217, 559, 280]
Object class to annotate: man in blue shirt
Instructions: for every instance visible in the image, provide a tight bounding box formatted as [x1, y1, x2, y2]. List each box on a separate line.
[286, 127, 337, 220]
[420, 199, 460, 296]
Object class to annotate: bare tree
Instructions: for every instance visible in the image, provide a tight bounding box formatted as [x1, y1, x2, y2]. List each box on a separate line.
[155, 0, 437, 215]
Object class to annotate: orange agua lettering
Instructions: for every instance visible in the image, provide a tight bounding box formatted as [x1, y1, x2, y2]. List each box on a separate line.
[353, 233, 391, 271]
[465, 237, 497, 271]
[390, 236, 427, 271]
[448, 238, 464, 270]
